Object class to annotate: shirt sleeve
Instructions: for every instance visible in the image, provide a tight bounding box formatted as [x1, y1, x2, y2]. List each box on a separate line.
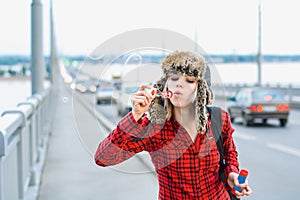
[221, 109, 239, 178]
[94, 112, 152, 167]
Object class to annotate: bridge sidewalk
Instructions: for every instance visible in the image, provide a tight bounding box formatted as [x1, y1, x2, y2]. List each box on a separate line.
[37, 82, 158, 200]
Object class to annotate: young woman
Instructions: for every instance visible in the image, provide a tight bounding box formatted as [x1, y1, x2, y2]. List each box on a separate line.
[94, 51, 252, 199]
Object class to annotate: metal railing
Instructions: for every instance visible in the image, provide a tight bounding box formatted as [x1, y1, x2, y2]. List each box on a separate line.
[0, 87, 55, 200]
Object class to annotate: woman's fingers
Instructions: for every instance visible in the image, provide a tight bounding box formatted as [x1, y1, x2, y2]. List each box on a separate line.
[228, 173, 252, 198]
[139, 84, 152, 91]
[132, 92, 149, 106]
[244, 186, 252, 196]
[232, 184, 252, 198]
[131, 85, 153, 108]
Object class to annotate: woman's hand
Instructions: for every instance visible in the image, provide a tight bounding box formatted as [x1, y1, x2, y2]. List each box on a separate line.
[130, 85, 154, 121]
[227, 172, 252, 198]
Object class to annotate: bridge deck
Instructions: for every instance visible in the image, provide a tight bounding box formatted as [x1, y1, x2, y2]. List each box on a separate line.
[38, 83, 158, 200]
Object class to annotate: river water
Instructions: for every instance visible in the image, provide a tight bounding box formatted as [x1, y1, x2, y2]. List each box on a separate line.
[215, 62, 300, 86]
[0, 79, 31, 115]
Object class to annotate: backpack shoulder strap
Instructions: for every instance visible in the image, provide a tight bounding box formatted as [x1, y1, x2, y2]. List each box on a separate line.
[208, 106, 223, 149]
[208, 106, 226, 167]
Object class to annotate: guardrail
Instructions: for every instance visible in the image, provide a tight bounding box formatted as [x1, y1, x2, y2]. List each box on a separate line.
[212, 83, 300, 109]
[0, 87, 55, 200]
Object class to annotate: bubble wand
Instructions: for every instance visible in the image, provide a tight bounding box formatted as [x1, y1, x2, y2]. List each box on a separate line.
[145, 87, 173, 99]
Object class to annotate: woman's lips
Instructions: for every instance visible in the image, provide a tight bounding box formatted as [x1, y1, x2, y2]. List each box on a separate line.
[174, 91, 183, 95]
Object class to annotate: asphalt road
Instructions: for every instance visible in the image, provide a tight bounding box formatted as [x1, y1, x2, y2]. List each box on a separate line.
[94, 99, 300, 200]
[229, 109, 300, 200]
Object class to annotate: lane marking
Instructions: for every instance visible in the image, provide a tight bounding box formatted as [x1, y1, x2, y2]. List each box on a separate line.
[267, 143, 300, 158]
[234, 134, 256, 141]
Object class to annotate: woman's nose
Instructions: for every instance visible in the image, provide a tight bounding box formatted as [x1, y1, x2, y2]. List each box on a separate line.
[175, 77, 184, 87]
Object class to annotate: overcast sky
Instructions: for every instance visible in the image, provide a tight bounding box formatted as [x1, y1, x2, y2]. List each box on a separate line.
[0, 0, 299, 56]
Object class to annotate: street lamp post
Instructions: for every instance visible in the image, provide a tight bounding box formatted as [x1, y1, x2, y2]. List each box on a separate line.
[257, 0, 262, 87]
[31, 0, 45, 94]
[50, 0, 58, 86]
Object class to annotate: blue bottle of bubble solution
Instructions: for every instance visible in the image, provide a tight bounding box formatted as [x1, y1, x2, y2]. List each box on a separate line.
[233, 169, 248, 192]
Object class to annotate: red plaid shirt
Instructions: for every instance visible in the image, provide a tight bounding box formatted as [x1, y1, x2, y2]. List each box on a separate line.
[94, 109, 239, 200]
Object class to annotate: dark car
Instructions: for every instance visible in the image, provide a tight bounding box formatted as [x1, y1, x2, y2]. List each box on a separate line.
[227, 88, 290, 127]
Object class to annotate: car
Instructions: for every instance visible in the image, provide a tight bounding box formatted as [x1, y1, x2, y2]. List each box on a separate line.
[71, 80, 97, 93]
[227, 87, 290, 127]
[95, 86, 115, 104]
[115, 83, 140, 116]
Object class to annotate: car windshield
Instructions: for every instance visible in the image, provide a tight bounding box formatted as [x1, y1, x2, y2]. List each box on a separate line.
[100, 87, 113, 91]
[252, 90, 284, 101]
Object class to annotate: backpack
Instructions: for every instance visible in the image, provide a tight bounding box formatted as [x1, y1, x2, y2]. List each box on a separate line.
[208, 106, 240, 200]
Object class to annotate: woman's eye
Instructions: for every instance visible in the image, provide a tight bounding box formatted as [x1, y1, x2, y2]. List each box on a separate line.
[186, 79, 196, 83]
[170, 77, 179, 81]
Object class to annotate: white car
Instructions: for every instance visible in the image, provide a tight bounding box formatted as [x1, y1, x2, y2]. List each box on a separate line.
[95, 86, 115, 104]
[72, 80, 97, 93]
[115, 84, 139, 116]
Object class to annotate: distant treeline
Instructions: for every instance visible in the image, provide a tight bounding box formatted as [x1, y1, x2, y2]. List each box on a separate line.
[208, 54, 300, 63]
[0, 56, 30, 65]
[1, 54, 300, 66]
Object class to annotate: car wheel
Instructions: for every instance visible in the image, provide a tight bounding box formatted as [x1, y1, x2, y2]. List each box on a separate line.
[230, 117, 235, 123]
[242, 116, 252, 126]
[263, 119, 267, 125]
[279, 119, 287, 127]
[228, 109, 235, 123]
[117, 109, 123, 116]
[97, 100, 101, 104]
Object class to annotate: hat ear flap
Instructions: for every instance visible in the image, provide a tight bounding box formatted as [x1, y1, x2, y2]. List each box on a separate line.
[148, 97, 166, 125]
[205, 83, 212, 105]
[148, 75, 168, 125]
[204, 63, 214, 100]
[196, 79, 208, 132]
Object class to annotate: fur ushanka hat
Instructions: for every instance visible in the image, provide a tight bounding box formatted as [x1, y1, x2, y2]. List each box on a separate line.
[148, 51, 212, 133]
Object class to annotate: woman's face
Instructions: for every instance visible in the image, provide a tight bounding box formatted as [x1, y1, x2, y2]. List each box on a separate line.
[167, 73, 197, 108]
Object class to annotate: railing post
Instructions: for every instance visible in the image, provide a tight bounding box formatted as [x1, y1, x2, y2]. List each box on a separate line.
[1, 110, 26, 200]
[0, 130, 4, 200]
[18, 102, 38, 186]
